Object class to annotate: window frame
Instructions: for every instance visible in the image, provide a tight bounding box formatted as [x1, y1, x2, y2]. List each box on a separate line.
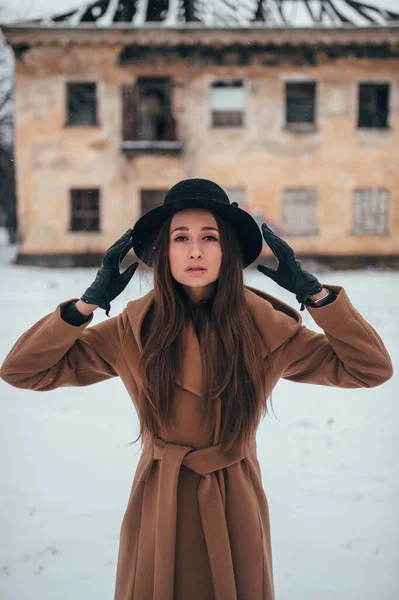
[281, 187, 319, 237]
[357, 82, 390, 130]
[284, 81, 317, 133]
[224, 187, 246, 207]
[209, 79, 246, 129]
[122, 77, 177, 143]
[140, 189, 168, 215]
[64, 80, 100, 128]
[69, 188, 101, 233]
[351, 188, 390, 236]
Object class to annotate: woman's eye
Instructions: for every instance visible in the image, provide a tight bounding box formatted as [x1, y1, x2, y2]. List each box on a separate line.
[173, 235, 218, 242]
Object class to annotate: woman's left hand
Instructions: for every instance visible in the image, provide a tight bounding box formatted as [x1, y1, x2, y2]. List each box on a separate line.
[257, 223, 324, 305]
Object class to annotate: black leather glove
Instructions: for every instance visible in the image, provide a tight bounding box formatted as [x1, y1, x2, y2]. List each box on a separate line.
[81, 229, 138, 317]
[257, 223, 323, 311]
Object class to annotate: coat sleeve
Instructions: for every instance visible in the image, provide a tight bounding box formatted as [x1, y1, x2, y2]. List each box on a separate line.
[0, 299, 128, 391]
[276, 285, 393, 389]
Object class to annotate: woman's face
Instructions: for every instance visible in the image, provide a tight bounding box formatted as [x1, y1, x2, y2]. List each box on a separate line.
[168, 208, 222, 301]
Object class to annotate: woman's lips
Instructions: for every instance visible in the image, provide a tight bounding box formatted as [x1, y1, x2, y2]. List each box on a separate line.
[185, 267, 207, 275]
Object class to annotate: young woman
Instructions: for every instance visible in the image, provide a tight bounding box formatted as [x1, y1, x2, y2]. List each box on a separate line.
[0, 178, 393, 600]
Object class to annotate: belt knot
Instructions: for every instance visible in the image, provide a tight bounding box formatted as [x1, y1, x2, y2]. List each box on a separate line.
[153, 438, 246, 475]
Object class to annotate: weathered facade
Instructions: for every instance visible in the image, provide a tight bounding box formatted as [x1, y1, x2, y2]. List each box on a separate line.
[3, 23, 399, 267]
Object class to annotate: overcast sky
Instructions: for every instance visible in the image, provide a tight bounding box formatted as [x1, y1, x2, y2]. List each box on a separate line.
[1, 0, 399, 21]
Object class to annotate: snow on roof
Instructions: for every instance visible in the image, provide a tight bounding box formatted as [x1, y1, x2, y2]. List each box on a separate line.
[16, 0, 399, 28]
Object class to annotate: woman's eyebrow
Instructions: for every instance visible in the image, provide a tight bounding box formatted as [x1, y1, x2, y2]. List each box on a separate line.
[170, 226, 219, 234]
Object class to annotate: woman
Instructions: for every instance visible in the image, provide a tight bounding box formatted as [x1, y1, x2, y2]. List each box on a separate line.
[0, 178, 393, 600]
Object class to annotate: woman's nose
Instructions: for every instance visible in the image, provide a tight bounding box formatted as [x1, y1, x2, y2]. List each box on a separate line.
[189, 241, 202, 259]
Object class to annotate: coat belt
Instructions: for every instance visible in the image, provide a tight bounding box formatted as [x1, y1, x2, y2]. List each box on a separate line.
[152, 439, 247, 600]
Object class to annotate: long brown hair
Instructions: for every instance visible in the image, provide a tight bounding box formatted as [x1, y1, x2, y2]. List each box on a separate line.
[135, 211, 273, 459]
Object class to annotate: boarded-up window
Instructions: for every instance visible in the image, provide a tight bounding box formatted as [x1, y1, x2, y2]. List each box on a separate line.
[225, 188, 246, 206]
[282, 188, 318, 236]
[141, 190, 168, 215]
[210, 81, 244, 127]
[286, 82, 316, 127]
[70, 189, 100, 232]
[122, 79, 176, 142]
[352, 188, 389, 235]
[358, 83, 390, 129]
[66, 83, 97, 126]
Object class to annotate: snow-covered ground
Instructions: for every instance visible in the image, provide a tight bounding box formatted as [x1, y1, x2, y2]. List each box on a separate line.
[0, 231, 397, 600]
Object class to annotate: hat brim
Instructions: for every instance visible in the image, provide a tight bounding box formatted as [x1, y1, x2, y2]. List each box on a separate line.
[132, 198, 263, 268]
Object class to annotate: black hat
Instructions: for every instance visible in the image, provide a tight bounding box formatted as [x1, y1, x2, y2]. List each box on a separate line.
[132, 178, 263, 267]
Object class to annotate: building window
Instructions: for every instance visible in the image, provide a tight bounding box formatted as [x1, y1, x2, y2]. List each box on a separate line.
[352, 188, 389, 235]
[66, 83, 98, 126]
[210, 80, 244, 127]
[70, 189, 100, 232]
[358, 83, 390, 129]
[285, 82, 316, 131]
[282, 188, 318, 236]
[141, 190, 168, 215]
[122, 79, 177, 142]
[225, 188, 246, 206]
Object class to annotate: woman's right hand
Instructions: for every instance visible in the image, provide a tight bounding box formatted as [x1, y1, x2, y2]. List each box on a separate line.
[80, 229, 139, 317]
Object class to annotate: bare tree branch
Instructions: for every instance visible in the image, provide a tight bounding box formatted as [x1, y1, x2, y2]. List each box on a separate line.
[0, 22, 16, 242]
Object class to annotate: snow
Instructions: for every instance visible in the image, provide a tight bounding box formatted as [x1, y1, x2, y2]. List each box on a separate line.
[0, 229, 397, 599]
[1, 0, 399, 27]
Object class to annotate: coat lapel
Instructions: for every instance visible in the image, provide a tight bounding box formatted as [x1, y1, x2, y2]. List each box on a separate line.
[125, 289, 204, 398]
[125, 285, 302, 399]
[175, 321, 204, 398]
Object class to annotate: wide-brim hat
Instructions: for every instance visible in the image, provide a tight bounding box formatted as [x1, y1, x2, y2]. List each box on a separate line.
[132, 178, 263, 268]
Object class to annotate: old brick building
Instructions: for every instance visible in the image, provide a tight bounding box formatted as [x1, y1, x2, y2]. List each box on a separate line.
[2, 0, 399, 267]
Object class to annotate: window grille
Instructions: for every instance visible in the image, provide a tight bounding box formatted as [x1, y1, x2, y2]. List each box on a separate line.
[210, 81, 244, 127]
[285, 82, 316, 128]
[352, 188, 389, 235]
[358, 83, 390, 129]
[70, 189, 100, 232]
[66, 83, 97, 126]
[282, 188, 318, 236]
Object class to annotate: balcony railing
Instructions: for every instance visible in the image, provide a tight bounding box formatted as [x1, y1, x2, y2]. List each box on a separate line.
[121, 139, 183, 155]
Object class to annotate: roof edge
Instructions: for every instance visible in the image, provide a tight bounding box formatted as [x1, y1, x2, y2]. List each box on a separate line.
[3, 22, 399, 30]
[2, 23, 399, 47]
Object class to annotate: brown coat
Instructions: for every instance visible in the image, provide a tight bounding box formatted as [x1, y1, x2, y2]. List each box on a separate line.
[0, 284, 393, 600]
